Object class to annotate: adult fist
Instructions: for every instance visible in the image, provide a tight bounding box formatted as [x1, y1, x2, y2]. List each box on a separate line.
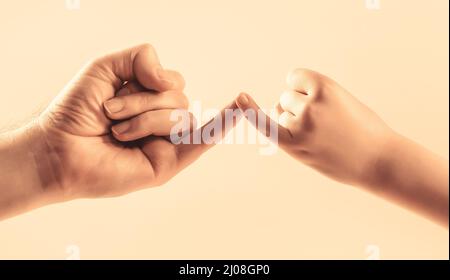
[35, 44, 235, 201]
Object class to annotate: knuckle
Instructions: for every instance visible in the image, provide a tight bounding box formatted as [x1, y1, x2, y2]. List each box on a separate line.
[87, 57, 107, 72]
[279, 90, 293, 107]
[178, 93, 189, 109]
[166, 90, 189, 109]
[139, 43, 155, 52]
[291, 68, 318, 80]
[172, 71, 186, 89]
[85, 58, 99, 69]
[86, 56, 113, 80]
[137, 111, 151, 126]
[90, 55, 106, 66]
[289, 68, 323, 96]
[138, 93, 152, 109]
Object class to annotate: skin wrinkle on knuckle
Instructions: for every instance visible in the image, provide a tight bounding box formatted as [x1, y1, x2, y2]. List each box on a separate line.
[138, 93, 152, 110]
[123, 54, 134, 82]
[85, 60, 116, 86]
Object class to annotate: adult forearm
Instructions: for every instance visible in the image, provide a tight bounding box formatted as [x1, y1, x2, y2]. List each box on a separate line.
[371, 131, 449, 227]
[0, 123, 61, 220]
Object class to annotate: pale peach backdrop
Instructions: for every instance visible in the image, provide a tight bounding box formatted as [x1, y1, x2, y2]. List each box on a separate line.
[0, 0, 448, 259]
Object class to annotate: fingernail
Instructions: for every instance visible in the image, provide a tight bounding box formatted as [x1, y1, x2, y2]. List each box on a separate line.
[237, 93, 249, 106]
[104, 99, 124, 114]
[112, 121, 131, 135]
[156, 68, 174, 88]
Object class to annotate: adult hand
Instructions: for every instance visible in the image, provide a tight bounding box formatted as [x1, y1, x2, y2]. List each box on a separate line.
[0, 44, 237, 219]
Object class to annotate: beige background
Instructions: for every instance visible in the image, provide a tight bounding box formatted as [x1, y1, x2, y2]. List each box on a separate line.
[0, 0, 448, 259]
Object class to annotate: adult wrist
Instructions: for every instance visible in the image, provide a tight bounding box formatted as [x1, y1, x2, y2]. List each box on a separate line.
[19, 121, 68, 206]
